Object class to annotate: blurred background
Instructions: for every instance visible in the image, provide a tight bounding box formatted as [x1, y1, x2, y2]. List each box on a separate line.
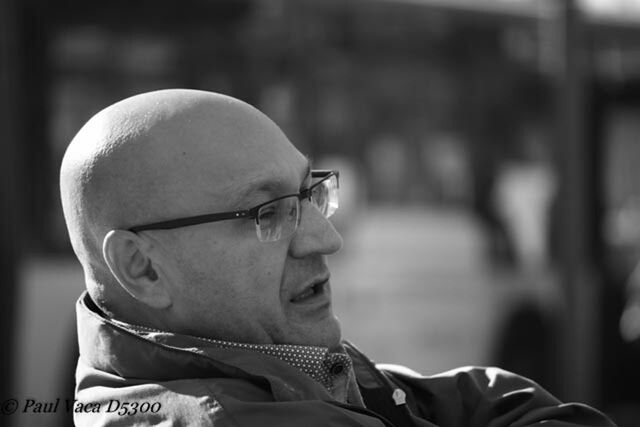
[2, 0, 640, 425]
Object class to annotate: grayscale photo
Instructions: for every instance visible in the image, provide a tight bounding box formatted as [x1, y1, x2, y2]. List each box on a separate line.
[1, 0, 638, 426]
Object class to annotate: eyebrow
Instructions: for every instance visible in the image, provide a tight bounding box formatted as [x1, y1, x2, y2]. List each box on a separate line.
[301, 158, 312, 184]
[227, 157, 312, 209]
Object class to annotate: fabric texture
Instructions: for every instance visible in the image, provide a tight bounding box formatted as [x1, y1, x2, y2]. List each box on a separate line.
[110, 317, 355, 399]
[74, 292, 617, 427]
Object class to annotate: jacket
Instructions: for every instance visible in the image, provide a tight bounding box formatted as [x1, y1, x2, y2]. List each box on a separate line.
[74, 293, 616, 426]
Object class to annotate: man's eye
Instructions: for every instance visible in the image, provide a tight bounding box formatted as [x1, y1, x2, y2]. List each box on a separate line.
[259, 208, 276, 221]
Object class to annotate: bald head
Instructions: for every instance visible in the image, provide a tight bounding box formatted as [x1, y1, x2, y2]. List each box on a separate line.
[63, 89, 344, 347]
[60, 89, 300, 307]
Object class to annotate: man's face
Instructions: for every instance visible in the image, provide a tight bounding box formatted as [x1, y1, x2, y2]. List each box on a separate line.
[150, 108, 344, 349]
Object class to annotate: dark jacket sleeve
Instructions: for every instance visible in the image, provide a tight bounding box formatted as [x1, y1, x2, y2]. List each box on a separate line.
[381, 365, 617, 427]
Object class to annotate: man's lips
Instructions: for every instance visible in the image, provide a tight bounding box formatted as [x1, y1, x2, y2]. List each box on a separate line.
[290, 277, 330, 303]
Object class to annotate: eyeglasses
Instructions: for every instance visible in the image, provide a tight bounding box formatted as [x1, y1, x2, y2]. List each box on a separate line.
[128, 170, 339, 242]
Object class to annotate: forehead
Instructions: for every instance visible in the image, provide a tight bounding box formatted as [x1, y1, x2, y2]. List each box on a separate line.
[222, 153, 311, 208]
[184, 129, 307, 205]
[147, 100, 310, 214]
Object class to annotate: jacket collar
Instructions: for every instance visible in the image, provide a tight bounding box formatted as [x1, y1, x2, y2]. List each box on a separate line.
[76, 292, 334, 402]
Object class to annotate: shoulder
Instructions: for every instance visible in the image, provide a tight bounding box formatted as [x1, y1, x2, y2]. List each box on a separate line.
[378, 365, 617, 427]
[378, 363, 559, 409]
[74, 378, 235, 426]
[74, 376, 387, 427]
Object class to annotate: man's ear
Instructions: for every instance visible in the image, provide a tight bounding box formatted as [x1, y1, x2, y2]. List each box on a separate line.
[102, 230, 172, 309]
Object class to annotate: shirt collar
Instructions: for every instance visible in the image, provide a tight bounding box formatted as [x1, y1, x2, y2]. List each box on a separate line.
[110, 318, 353, 399]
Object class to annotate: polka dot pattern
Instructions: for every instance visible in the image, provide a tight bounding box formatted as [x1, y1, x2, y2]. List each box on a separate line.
[112, 319, 353, 394]
[198, 338, 353, 393]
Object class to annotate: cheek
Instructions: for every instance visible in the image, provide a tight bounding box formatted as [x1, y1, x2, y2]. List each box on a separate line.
[242, 244, 289, 290]
[175, 231, 288, 293]
[230, 243, 291, 315]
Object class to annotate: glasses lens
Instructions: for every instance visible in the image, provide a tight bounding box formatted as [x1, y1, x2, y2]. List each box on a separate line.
[256, 196, 300, 242]
[311, 174, 339, 218]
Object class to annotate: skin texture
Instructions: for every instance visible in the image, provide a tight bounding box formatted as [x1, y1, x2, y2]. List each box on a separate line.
[60, 89, 344, 349]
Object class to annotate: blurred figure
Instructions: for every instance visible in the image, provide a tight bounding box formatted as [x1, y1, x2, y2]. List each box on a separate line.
[420, 132, 472, 205]
[493, 122, 556, 272]
[490, 120, 558, 392]
[620, 260, 640, 344]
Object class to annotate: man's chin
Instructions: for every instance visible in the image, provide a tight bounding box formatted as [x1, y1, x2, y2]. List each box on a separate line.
[288, 316, 342, 349]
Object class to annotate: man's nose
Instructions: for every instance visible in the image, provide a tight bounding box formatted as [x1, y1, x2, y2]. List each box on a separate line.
[288, 200, 343, 258]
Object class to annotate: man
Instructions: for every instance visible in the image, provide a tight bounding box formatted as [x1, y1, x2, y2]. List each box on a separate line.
[60, 89, 615, 426]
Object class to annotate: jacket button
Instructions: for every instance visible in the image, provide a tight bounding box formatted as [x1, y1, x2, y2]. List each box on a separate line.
[331, 363, 345, 375]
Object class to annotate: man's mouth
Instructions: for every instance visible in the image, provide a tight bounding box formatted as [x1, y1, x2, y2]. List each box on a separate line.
[290, 279, 328, 303]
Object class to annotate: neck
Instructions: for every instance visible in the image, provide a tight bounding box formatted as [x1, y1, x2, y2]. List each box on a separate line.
[98, 288, 175, 333]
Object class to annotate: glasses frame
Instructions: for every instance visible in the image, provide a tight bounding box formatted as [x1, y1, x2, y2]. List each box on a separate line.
[128, 170, 339, 234]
